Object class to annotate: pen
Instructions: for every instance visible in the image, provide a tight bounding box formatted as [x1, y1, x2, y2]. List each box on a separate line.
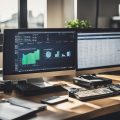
[9, 101, 31, 109]
[0, 99, 31, 109]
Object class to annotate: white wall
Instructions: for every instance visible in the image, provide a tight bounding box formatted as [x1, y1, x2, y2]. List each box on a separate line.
[63, 0, 74, 26]
[47, 0, 64, 27]
[47, 0, 75, 28]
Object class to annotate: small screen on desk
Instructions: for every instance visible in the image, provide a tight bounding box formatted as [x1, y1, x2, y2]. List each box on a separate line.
[3, 28, 76, 79]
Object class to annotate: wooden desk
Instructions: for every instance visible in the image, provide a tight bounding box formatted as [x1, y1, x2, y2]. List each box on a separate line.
[1, 75, 120, 120]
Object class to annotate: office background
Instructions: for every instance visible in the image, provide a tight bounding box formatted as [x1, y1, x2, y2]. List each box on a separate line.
[0, 0, 120, 68]
[0, 0, 120, 120]
[0, 0, 120, 29]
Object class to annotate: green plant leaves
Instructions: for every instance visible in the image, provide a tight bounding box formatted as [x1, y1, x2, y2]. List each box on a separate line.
[65, 19, 91, 28]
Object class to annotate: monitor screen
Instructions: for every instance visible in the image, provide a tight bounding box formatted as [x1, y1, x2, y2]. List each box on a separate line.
[76, 28, 120, 75]
[3, 28, 76, 80]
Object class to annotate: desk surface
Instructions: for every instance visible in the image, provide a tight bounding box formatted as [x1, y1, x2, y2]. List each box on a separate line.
[1, 74, 120, 120]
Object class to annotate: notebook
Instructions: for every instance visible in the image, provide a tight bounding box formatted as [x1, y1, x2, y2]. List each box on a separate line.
[0, 97, 46, 120]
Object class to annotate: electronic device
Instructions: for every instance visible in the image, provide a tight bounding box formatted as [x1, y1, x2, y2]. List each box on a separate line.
[15, 80, 66, 96]
[67, 87, 86, 93]
[73, 74, 112, 89]
[76, 28, 120, 76]
[109, 84, 120, 93]
[69, 87, 118, 101]
[3, 28, 76, 80]
[0, 80, 13, 92]
[41, 96, 68, 105]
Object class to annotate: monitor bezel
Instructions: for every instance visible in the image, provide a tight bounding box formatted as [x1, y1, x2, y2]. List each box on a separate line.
[76, 28, 120, 75]
[3, 28, 76, 80]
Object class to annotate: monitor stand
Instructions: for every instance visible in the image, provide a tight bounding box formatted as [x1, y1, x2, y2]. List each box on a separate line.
[15, 77, 66, 96]
[27, 77, 53, 88]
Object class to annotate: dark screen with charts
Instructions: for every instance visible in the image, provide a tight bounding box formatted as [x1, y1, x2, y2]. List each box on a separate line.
[3, 29, 76, 76]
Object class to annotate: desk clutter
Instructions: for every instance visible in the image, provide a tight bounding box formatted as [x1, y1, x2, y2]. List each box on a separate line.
[70, 74, 120, 101]
[1, 75, 120, 102]
[15, 81, 66, 96]
[0, 97, 46, 120]
[1, 76, 120, 120]
[73, 74, 112, 89]
[0, 80, 13, 92]
[68, 85, 120, 101]
[41, 95, 68, 105]
[0, 80, 66, 95]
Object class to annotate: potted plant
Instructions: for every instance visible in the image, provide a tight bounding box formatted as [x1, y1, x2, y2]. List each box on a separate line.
[65, 19, 91, 28]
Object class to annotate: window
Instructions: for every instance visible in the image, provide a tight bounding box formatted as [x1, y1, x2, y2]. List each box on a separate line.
[28, 0, 47, 28]
[0, 0, 18, 30]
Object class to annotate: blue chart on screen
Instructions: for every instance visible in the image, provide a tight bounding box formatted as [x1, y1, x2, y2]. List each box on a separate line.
[46, 51, 52, 58]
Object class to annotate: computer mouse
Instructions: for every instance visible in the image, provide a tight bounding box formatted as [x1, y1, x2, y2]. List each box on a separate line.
[69, 88, 79, 93]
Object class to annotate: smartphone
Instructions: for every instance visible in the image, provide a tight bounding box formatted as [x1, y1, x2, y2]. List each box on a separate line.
[41, 96, 68, 105]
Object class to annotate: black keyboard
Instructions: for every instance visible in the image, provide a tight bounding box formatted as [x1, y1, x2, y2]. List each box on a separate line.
[15, 82, 66, 96]
[69, 87, 119, 101]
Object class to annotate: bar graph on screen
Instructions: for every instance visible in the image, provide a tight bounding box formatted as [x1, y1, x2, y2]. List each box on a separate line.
[22, 49, 40, 65]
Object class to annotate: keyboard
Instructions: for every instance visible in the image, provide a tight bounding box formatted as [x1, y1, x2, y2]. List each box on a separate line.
[15, 82, 66, 96]
[69, 87, 119, 101]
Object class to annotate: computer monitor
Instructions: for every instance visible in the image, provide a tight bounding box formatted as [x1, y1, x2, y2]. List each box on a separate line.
[3, 28, 76, 80]
[76, 28, 120, 76]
